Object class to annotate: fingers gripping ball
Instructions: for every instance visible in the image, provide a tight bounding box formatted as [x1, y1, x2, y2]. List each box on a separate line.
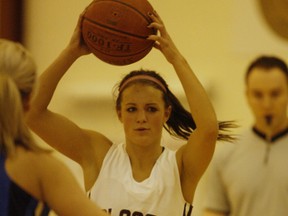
[82, 0, 157, 66]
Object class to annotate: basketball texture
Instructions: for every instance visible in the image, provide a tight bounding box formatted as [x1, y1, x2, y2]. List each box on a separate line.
[82, 0, 157, 66]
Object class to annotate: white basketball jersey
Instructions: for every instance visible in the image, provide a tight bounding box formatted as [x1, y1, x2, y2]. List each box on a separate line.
[88, 143, 193, 216]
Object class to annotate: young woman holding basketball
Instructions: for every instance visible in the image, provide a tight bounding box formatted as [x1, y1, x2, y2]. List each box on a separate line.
[27, 10, 235, 216]
[0, 39, 109, 216]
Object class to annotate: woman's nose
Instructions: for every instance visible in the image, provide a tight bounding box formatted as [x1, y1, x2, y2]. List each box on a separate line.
[136, 110, 147, 123]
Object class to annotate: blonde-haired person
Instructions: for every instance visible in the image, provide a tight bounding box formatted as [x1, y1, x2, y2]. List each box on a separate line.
[0, 39, 109, 216]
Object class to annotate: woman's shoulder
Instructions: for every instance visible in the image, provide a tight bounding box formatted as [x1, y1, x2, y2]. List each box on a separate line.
[14, 147, 70, 184]
[8, 147, 52, 170]
[20, 148, 55, 167]
[5, 147, 54, 199]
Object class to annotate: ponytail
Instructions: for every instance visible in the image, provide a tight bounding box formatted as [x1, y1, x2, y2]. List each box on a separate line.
[0, 39, 50, 157]
[0, 74, 28, 156]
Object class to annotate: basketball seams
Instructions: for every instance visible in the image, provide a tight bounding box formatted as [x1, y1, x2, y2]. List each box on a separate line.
[85, 34, 153, 58]
[83, 17, 152, 39]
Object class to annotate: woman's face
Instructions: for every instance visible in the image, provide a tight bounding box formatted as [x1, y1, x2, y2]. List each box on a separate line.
[117, 83, 171, 147]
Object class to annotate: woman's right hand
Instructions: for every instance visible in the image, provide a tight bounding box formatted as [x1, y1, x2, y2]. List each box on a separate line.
[66, 9, 92, 58]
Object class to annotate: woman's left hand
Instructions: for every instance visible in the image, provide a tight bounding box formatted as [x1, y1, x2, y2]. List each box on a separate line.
[147, 11, 182, 64]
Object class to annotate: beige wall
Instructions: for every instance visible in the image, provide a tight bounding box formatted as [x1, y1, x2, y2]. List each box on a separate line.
[23, 0, 288, 215]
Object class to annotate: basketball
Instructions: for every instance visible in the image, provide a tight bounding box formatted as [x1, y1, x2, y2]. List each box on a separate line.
[82, 0, 157, 66]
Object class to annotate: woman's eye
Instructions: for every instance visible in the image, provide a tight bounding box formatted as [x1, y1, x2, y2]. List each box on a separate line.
[127, 107, 136, 112]
[147, 107, 158, 112]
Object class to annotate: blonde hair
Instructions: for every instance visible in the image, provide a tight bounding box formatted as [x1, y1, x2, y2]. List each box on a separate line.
[0, 39, 47, 156]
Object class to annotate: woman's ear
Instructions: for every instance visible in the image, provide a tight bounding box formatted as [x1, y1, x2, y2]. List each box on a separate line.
[164, 105, 172, 122]
[117, 109, 123, 122]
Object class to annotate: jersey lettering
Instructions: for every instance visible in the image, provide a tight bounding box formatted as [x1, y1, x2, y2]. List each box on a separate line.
[103, 208, 156, 216]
